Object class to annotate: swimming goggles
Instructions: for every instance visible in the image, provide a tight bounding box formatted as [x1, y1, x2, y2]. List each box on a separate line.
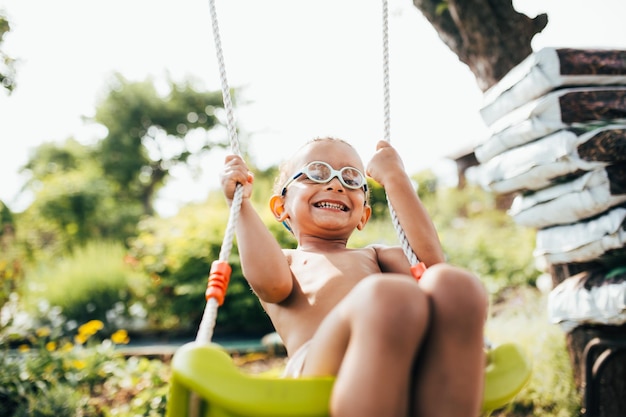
[281, 161, 368, 196]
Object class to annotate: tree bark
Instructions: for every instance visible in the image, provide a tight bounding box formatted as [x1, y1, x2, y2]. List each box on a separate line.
[412, 0, 548, 91]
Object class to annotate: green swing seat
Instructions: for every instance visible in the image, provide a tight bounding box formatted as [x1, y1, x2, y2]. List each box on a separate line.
[166, 340, 532, 417]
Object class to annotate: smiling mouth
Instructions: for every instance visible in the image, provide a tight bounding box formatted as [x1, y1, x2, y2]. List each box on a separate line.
[314, 201, 348, 211]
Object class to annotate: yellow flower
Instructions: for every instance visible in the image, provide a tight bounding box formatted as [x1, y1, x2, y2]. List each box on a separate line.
[111, 329, 130, 345]
[74, 333, 88, 345]
[45, 341, 57, 352]
[60, 341, 73, 352]
[36, 327, 51, 338]
[78, 320, 104, 337]
[18, 344, 30, 352]
[72, 359, 86, 370]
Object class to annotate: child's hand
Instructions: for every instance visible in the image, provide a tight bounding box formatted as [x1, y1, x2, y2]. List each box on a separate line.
[221, 155, 254, 203]
[366, 140, 406, 187]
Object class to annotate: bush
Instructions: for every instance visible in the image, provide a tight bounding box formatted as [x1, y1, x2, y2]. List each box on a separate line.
[12, 384, 82, 417]
[0, 309, 169, 417]
[1, 200, 24, 309]
[427, 185, 540, 294]
[128, 198, 274, 336]
[0, 317, 138, 417]
[21, 241, 148, 336]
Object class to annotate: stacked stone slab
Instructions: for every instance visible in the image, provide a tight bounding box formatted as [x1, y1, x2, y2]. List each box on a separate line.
[475, 47, 626, 416]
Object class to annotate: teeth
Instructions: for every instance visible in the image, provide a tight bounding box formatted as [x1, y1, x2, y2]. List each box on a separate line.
[316, 202, 346, 211]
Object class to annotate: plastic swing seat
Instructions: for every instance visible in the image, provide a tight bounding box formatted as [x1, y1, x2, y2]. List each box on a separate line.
[166, 340, 532, 417]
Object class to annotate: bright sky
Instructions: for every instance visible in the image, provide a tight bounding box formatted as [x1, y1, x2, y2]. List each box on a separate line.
[1, 0, 625, 216]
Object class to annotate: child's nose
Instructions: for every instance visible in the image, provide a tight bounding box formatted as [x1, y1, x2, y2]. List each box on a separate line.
[325, 176, 345, 191]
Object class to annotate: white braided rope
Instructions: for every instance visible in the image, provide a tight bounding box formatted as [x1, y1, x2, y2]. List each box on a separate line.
[196, 297, 219, 343]
[196, 0, 244, 344]
[381, 0, 419, 267]
[208, 0, 240, 157]
[382, 0, 391, 144]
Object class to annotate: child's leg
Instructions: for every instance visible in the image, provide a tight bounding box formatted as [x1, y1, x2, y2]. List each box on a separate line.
[411, 263, 488, 417]
[301, 274, 430, 417]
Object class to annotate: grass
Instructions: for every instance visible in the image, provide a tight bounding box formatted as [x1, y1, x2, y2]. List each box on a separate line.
[486, 287, 580, 416]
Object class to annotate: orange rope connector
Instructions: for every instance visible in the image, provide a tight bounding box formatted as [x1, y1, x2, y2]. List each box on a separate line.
[411, 262, 427, 281]
[206, 260, 232, 306]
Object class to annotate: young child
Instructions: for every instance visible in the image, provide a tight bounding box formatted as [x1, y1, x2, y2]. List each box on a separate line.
[220, 137, 488, 417]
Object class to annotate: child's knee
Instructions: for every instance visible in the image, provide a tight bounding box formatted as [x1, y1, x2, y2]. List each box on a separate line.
[351, 275, 430, 337]
[421, 264, 488, 323]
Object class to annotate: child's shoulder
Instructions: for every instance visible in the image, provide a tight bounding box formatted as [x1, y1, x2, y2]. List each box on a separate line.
[365, 244, 408, 272]
[365, 243, 396, 254]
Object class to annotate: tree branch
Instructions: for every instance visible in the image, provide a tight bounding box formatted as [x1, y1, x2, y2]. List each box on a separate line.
[413, 0, 548, 91]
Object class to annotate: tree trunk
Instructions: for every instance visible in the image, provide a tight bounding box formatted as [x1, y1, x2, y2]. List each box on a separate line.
[412, 0, 548, 91]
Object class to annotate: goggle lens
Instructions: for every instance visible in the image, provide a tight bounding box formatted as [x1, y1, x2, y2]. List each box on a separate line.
[281, 161, 368, 195]
[305, 162, 365, 189]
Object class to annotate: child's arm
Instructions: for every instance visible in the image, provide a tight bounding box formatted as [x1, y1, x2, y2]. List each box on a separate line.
[366, 141, 445, 267]
[221, 155, 293, 303]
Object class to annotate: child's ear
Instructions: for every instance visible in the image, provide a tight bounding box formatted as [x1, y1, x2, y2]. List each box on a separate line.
[356, 204, 372, 231]
[269, 195, 289, 222]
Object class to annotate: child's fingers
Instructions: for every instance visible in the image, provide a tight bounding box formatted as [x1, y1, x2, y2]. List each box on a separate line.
[223, 156, 251, 182]
[376, 139, 391, 150]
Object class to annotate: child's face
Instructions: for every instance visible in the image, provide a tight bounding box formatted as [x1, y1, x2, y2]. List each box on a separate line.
[274, 140, 371, 240]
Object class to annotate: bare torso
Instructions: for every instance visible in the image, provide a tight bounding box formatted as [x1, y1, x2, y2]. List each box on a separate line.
[261, 245, 399, 356]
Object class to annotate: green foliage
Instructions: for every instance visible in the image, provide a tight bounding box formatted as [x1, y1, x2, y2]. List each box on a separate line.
[427, 185, 539, 294]
[1, 200, 22, 307]
[0, 199, 13, 232]
[21, 241, 147, 335]
[14, 73, 231, 256]
[125, 162, 287, 335]
[93, 73, 226, 215]
[366, 179, 390, 222]
[0, 10, 16, 93]
[21, 139, 90, 182]
[18, 139, 143, 255]
[128, 197, 273, 335]
[31, 172, 112, 244]
[12, 384, 82, 417]
[0, 316, 168, 417]
[96, 355, 170, 417]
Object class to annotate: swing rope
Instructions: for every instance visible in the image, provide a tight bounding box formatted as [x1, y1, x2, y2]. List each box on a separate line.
[380, 0, 422, 270]
[196, 0, 243, 344]
[198, 0, 424, 344]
